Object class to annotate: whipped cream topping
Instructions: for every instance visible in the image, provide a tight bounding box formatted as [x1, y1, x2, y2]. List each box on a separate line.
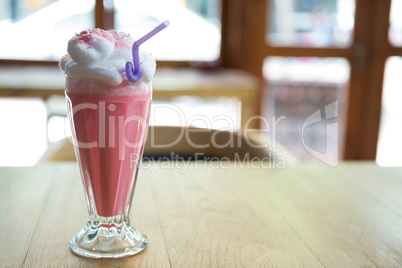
[59, 29, 156, 85]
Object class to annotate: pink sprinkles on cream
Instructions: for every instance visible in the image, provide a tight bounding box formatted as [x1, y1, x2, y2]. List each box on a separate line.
[74, 28, 133, 50]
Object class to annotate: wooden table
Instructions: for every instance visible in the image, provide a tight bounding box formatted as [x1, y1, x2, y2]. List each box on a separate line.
[1, 162, 402, 267]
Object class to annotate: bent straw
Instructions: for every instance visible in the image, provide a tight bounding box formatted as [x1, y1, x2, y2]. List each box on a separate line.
[126, 20, 170, 82]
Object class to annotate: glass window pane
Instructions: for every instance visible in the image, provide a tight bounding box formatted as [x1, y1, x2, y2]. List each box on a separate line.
[0, 97, 47, 166]
[389, 0, 402, 46]
[0, 0, 94, 60]
[376, 57, 402, 166]
[115, 0, 221, 61]
[263, 57, 350, 163]
[266, 0, 355, 47]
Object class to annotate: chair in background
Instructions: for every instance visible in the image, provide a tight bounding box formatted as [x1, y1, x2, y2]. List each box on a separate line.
[41, 126, 297, 164]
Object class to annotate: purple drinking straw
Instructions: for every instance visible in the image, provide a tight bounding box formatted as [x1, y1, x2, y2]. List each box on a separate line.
[126, 20, 170, 82]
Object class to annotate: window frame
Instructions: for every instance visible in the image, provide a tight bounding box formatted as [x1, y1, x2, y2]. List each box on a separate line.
[222, 0, 402, 160]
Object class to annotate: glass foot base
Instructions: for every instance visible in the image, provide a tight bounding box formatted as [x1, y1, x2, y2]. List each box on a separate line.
[70, 220, 148, 258]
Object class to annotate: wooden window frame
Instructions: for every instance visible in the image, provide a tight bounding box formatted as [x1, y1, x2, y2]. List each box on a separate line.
[222, 0, 402, 160]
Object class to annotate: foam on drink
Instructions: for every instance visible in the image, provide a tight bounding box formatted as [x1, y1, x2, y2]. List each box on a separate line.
[59, 28, 156, 90]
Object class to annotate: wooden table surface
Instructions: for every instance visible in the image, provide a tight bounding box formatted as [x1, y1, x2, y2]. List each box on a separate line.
[1, 162, 402, 267]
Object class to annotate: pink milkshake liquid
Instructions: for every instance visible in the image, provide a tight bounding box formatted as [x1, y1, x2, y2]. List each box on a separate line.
[66, 77, 150, 258]
[66, 78, 151, 217]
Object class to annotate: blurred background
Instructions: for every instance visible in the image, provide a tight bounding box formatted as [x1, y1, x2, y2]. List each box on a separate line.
[0, 0, 401, 166]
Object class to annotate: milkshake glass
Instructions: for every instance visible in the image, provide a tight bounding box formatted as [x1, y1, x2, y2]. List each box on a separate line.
[59, 23, 168, 258]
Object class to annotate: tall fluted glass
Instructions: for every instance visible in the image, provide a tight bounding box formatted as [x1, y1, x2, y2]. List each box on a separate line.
[65, 76, 151, 258]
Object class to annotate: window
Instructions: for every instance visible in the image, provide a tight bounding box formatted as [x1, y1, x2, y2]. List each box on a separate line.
[229, 0, 402, 161]
[263, 57, 349, 162]
[377, 57, 402, 166]
[0, 0, 94, 60]
[0, 0, 221, 62]
[115, 0, 221, 61]
[389, 0, 402, 46]
[267, 0, 355, 47]
[1, 0, 401, 163]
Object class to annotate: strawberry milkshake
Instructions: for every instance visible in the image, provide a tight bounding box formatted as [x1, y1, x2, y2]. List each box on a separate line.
[59, 23, 168, 258]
